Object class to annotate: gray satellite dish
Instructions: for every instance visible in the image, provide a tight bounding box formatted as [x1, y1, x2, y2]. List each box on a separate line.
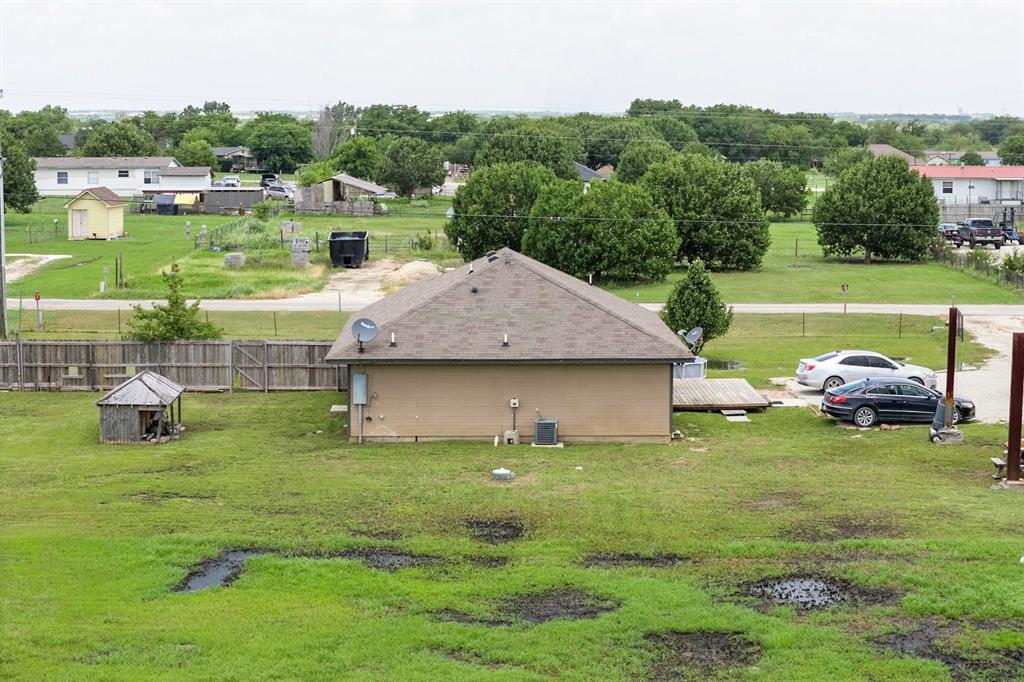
[677, 327, 704, 348]
[352, 318, 379, 352]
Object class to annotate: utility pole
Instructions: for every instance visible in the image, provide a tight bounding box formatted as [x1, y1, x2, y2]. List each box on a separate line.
[1, 151, 9, 340]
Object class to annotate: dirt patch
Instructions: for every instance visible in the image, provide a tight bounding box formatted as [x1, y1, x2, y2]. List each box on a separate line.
[583, 552, 688, 568]
[742, 491, 805, 512]
[337, 547, 441, 572]
[781, 515, 903, 542]
[434, 647, 507, 669]
[433, 608, 513, 627]
[464, 518, 525, 544]
[464, 555, 510, 568]
[874, 619, 1024, 681]
[130, 491, 215, 504]
[501, 587, 621, 624]
[5, 253, 72, 282]
[174, 549, 266, 592]
[644, 631, 763, 681]
[745, 574, 898, 610]
[381, 259, 440, 292]
[348, 528, 402, 540]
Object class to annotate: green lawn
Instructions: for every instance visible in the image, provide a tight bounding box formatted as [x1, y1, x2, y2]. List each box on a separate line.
[2, 392, 1021, 680]
[4, 198, 454, 300]
[606, 223, 1023, 304]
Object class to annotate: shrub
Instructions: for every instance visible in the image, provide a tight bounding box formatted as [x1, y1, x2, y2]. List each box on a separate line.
[413, 229, 434, 251]
[126, 264, 223, 342]
[251, 200, 274, 221]
[660, 259, 732, 354]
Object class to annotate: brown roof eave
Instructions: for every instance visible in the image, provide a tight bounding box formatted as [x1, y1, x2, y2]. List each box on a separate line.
[325, 357, 687, 365]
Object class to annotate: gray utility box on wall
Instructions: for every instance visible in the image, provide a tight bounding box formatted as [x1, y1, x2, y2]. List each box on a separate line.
[534, 419, 558, 445]
[352, 373, 368, 405]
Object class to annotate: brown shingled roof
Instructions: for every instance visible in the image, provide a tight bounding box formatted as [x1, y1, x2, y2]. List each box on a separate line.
[325, 248, 691, 364]
[64, 187, 125, 207]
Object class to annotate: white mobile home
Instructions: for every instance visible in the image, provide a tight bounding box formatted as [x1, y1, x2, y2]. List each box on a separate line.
[911, 165, 1024, 206]
[33, 157, 183, 197]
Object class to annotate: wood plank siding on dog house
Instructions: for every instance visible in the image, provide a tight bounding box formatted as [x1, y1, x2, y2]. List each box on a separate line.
[325, 248, 692, 443]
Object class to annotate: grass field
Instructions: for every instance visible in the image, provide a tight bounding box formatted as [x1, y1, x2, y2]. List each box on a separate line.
[4, 198, 454, 300]
[606, 223, 1024, 304]
[5, 312, 992, 390]
[2, 392, 1021, 680]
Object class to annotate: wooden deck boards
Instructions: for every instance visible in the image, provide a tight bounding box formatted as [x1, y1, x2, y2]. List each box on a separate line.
[673, 378, 770, 411]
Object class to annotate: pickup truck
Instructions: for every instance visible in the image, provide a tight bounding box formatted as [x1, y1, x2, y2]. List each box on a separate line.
[954, 219, 1002, 249]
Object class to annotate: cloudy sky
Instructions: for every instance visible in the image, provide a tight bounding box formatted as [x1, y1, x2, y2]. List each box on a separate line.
[1, 0, 1021, 115]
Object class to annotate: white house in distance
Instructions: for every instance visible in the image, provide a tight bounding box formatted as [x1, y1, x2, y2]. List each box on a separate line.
[911, 165, 1024, 206]
[32, 157, 210, 197]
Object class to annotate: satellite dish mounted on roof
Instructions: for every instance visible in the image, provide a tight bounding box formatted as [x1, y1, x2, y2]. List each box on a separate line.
[677, 327, 704, 349]
[352, 318, 379, 353]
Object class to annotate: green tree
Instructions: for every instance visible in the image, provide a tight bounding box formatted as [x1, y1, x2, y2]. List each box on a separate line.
[641, 154, 770, 270]
[357, 104, 431, 140]
[1, 130, 40, 212]
[999, 135, 1024, 165]
[475, 119, 584, 179]
[378, 137, 444, 197]
[522, 180, 679, 282]
[80, 121, 159, 156]
[125, 264, 223, 341]
[297, 159, 336, 186]
[742, 159, 808, 217]
[174, 138, 217, 168]
[813, 156, 938, 263]
[959, 150, 985, 166]
[24, 127, 68, 156]
[660, 259, 732, 354]
[615, 140, 677, 183]
[445, 162, 557, 259]
[823, 146, 872, 176]
[244, 113, 313, 173]
[330, 136, 383, 180]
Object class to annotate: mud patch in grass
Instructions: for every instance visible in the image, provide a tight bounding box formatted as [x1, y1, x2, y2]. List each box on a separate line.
[174, 549, 266, 593]
[873, 619, 1024, 681]
[338, 547, 441, 572]
[501, 587, 620, 624]
[644, 630, 762, 681]
[742, 490, 805, 512]
[130, 491, 216, 504]
[464, 518, 526, 544]
[583, 552, 688, 568]
[348, 528, 402, 541]
[745, 574, 898, 610]
[435, 646, 509, 669]
[781, 514, 903, 542]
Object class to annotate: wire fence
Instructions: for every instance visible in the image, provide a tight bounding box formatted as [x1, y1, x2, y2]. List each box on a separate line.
[933, 247, 1024, 290]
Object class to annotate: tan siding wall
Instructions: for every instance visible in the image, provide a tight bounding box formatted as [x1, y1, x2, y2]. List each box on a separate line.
[66, 197, 124, 239]
[349, 363, 671, 442]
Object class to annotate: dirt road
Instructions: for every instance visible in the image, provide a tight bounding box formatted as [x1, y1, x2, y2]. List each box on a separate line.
[6, 254, 72, 282]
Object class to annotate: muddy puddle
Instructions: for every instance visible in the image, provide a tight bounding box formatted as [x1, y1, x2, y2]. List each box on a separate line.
[436, 587, 621, 627]
[583, 553, 688, 568]
[644, 630, 762, 681]
[874, 619, 1024, 682]
[781, 515, 903, 542]
[174, 549, 266, 592]
[745, 574, 897, 610]
[337, 548, 441, 572]
[464, 518, 525, 544]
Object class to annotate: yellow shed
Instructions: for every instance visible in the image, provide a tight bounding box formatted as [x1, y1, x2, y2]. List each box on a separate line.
[64, 187, 126, 240]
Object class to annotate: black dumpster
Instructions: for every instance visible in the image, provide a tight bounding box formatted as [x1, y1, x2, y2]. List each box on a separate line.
[154, 194, 178, 216]
[328, 231, 369, 268]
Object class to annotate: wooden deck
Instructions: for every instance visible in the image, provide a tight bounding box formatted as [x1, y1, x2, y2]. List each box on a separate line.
[673, 378, 771, 412]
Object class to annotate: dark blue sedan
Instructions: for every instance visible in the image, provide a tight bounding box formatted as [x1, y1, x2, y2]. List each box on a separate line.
[821, 378, 976, 427]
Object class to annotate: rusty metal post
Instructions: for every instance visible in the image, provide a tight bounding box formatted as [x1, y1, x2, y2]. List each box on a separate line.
[944, 307, 957, 429]
[1007, 333, 1024, 482]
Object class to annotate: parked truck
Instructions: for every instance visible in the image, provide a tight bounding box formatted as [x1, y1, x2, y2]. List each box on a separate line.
[953, 218, 1002, 249]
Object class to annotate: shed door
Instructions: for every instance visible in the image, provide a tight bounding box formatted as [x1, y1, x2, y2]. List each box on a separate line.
[71, 209, 89, 238]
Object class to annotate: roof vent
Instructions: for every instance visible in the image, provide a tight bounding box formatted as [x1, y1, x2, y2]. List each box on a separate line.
[486, 250, 496, 257]
[471, 286, 478, 294]
[487, 254, 498, 262]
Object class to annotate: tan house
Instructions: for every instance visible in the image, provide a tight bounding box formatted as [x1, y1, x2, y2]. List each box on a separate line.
[65, 187, 125, 240]
[325, 248, 692, 443]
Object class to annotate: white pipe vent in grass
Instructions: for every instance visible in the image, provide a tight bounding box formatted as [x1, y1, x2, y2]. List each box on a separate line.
[492, 467, 515, 481]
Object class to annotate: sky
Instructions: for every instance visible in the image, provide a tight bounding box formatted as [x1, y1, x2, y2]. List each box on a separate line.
[1, 0, 1022, 116]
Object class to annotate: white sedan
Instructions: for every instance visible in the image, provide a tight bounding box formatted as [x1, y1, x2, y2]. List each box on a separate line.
[796, 350, 938, 391]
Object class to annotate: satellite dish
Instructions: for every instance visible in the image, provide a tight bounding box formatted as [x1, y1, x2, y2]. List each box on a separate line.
[352, 318, 379, 352]
[677, 327, 704, 348]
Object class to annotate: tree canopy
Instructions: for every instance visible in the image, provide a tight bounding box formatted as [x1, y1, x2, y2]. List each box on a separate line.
[521, 180, 679, 282]
[331, 136, 383, 181]
[79, 121, 159, 157]
[378, 137, 444, 197]
[616, 140, 677, 183]
[445, 162, 557, 260]
[243, 113, 313, 173]
[1, 130, 40, 212]
[660, 259, 733, 354]
[813, 156, 938, 263]
[959, 150, 985, 166]
[641, 153, 770, 270]
[474, 119, 584, 179]
[999, 135, 1024, 165]
[742, 159, 808, 217]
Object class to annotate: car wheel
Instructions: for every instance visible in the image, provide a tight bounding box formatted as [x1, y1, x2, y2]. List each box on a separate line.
[952, 407, 962, 425]
[970, 239, 977, 249]
[823, 376, 845, 391]
[853, 406, 878, 427]
[996, 242, 1002, 250]
[909, 377, 924, 386]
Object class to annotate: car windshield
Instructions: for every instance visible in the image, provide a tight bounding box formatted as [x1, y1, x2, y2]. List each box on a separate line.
[814, 352, 839, 362]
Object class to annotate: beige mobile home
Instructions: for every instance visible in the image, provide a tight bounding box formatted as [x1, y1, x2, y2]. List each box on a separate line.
[325, 248, 691, 443]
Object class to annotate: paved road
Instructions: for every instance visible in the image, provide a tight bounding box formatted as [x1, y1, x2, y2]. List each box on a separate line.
[7, 297, 1024, 316]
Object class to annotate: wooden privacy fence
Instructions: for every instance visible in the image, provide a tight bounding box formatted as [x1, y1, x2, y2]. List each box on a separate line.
[0, 340, 346, 393]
